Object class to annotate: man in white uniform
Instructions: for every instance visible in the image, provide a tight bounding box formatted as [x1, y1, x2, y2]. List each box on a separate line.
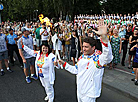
[40, 23, 49, 45]
[59, 19, 113, 102]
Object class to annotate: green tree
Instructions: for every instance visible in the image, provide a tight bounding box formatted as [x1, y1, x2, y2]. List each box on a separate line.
[1, 0, 138, 22]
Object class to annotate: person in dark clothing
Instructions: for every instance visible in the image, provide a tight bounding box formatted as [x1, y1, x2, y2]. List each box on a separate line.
[6, 28, 23, 66]
[71, 30, 81, 65]
[128, 30, 138, 68]
[130, 40, 138, 85]
[67, 29, 81, 65]
[121, 25, 133, 66]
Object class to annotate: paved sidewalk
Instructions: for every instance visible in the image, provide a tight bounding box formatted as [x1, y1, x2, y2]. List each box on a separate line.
[103, 65, 138, 101]
[101, 48, 138, 101]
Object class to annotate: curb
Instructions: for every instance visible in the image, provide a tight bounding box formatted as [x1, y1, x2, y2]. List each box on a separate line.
[102, 81, 138, 102]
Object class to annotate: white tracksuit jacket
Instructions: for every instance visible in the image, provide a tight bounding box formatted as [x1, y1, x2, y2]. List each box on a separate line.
[64, 41, 113, 98]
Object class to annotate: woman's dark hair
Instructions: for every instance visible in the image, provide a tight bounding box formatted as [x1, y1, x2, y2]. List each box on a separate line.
[40, 43, 52, 55]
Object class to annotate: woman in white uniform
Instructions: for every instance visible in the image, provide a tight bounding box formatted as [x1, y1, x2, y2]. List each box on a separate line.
[21, 42, 60, 102]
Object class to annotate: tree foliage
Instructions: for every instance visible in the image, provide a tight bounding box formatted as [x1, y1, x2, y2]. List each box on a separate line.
[103, 0, 138, 14]
[0, 0, 137, 22]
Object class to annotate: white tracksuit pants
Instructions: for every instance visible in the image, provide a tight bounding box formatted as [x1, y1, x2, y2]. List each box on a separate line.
[77, 92, 96, 102]
[40, 77, 54, 102]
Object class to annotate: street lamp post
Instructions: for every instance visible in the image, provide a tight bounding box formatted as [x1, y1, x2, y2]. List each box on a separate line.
[100, 0, 106, 15]
[101, 10, 105, 15]
[91, 10, 92, 15]
[36, 10, 38, 21]
[0, 4, 4, 23]
[34, 9, 38, 21]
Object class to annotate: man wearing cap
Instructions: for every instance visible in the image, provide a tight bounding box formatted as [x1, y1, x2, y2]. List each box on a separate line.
[0, 28, 13, 76]
[18, 28, 38, 83]
[7, 28, 23, 67]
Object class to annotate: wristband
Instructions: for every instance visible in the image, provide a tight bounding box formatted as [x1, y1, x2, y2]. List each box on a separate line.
[100, 39, 108, 47]
[22, 45, 24, 48]
[63, 62, 67, 68]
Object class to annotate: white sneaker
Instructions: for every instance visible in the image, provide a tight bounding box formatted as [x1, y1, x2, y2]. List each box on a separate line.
[44, 96, 49, 101]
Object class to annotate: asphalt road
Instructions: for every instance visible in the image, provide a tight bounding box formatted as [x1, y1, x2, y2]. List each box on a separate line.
[0, 62, 136, 102]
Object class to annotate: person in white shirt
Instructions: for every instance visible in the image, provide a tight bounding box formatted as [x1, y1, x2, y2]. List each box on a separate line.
[58, 19, 113, 102]
[40, 23, 49, 45]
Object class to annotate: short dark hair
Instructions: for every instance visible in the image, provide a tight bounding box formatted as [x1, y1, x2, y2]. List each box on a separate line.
[40, 43, 51, 55]
[83, 37, 96, 47]
[128, 24, 132, 27]
[42, 23, 45, 26]
[9, 28, 13, 31]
